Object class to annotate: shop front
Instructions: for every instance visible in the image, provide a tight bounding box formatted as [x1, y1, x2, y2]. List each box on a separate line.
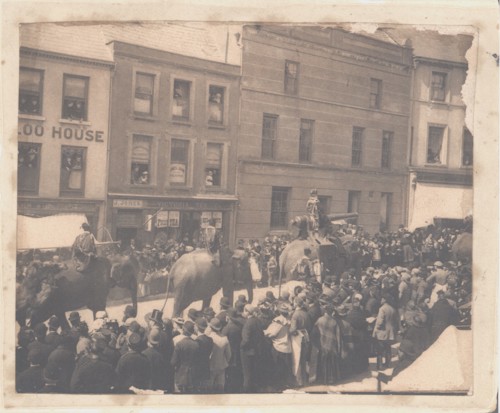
[109, 197, 236, 250]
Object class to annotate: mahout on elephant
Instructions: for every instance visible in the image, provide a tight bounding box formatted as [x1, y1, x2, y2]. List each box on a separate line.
[166, 246, 253, 317]
[16, 254, 138, 329]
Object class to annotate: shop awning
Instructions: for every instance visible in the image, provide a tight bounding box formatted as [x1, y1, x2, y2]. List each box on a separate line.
[17, 213, 89, 250]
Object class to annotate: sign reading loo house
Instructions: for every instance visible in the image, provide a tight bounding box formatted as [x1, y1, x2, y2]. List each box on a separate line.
[18, 123, 105, 143]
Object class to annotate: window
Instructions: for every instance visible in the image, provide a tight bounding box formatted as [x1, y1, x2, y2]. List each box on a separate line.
[284, 60, 299, 95]
[19, 68, 43, 115]
[18, 142, 41, 193]
[134, 72, 155, 116]
[347, 191, 361, 213]
[430, 72, 447, 101]
[370, 78, 382, 109]
[172, 79, 191, 120]
[381, 131, 393, 169]
[299, 119, 314, 163]
[208, 85, 225, 124]
[131, 135, 152, 184]
[169, 139, 189, 185]
[318, 195, 331, 215]
[462, 128, 473, 166]
[205, 143, 223, 187]
[262, 114, 278, 159]
[351, 127, 364, 167]
[62, 75, 89, 121]
[60, 146, 86, 196]
[271, 187, 290, 228]
[380, 192, 392, 232]
[427, 126, 445, 164]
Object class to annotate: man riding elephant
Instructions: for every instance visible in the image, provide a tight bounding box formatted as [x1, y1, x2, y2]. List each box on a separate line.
[202, 218, 222, 267]
[72, 223, 97, 272]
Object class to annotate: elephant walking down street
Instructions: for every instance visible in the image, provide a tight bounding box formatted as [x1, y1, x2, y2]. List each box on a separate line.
[168, 246, 252, 317]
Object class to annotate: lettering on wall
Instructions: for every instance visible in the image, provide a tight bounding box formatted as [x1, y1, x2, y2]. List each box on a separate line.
[18, 123, 105, 143]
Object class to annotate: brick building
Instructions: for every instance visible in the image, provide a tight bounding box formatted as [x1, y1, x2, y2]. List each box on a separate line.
[236, 26, 413, 239]
[17, 24, 113, 239]
[103, 24, 241, 249]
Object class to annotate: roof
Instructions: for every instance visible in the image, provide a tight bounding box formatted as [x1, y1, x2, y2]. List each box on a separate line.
[20, 22, 241, 65]
[20, 23, 114, 63]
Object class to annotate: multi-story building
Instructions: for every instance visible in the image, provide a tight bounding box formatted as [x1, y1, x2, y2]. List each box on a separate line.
[236, 26, 413, 239]
[398, 30, 474, 230]
[17, 24, 114, 239]
[103, 24, 241, 248]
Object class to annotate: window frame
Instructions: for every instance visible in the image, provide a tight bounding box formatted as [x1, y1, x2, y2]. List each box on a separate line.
[207, 83, 229, 127]
[126, 132, 159, 187]
[284, 60, 299, 95]
[18, 142, 42, 194]
[166, 136, 196, 188]
[270, 186, 290, 229]
[381, 130, 393, 170]
[347, 190, 361, 214]
[351, 127, 364, 167]
[131, 68, 161, 119]
[430, 71, 448, 102]
[262, 113, 279, 160]
[461, 127, 473, 167]
[203, 140, 229, 190]
[426, 124, 448, 165]
[130, 134, 154, 185]
[170, 77, 195, 123]
[299, 119, 314, 163]
[369, 78, 382, 110]
[61, 74, 89, 121]
[59, 145, 87, 197]
[19, 67, 44, 116]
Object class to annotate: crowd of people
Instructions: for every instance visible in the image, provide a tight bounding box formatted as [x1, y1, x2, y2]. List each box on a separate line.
[15, 219, 472, 394]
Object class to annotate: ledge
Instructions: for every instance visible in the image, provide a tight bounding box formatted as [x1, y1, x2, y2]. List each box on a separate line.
[18, 114, 46, 122]
[58, 119, 92, 127]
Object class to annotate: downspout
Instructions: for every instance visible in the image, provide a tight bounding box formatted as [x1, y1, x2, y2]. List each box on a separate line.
[103, 58, 115, 242]
[405, 56, 417, 229]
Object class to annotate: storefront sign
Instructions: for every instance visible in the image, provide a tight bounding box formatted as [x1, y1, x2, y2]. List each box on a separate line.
[150, 200, 232, 211]
[113, 199, 145, 209]
[201, 211, 223, 229]
[18, 199, 99, 214]
[19, 123, 105, 143]
[169, 163, 186, 183]
[156, 211, 170, 228]
[168, 211, 180, 228]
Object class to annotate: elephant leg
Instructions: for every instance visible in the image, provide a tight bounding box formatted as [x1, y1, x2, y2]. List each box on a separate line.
[57, 310, 71, 331]
[246, 279, 253, 304]
[129, 279, 138, 311]
[202, 297, 211, 311]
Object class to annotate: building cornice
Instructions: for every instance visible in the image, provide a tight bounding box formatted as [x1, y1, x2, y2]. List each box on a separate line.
[240, 158, 407, 177]
[245, 27, 411, 74]
[414, 56, 468, 69]
[20, 47, 115, 69]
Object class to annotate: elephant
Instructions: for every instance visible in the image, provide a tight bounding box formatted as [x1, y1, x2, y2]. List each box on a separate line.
[451, 232, 472, 263]
[16, 255, 137, 329]
[278, 236, 350, 284]
[167, 247, 252, 317]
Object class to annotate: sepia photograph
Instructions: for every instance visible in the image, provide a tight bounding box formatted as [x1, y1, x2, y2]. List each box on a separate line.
[1, 1, 498, 412]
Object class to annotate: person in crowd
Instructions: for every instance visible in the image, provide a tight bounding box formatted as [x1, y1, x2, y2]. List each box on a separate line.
[372, 293, 400, 370]
[292, 248, 313, 281]
[16, 348, 46, 393]
[42, 335, 75, 393]
[193, 317, 213, 393]
[222, 307, 244, 393]
[70, 336, 116, 393]
[264, 301, 294, 390]
[171, 320, 199, 393]
[206, 318, 232, 393]
[335, 304, 355, 379]
[216, 297, 232, 329]
[75, 322, 92, 359]
[45, 315, 63, 350]
[16, 327, 34, 375]
[142, 328, 170, 391]
[289, 295, 312, 386]
[115, 332, 151, 393]
[27, 323, 53, 368]
[429, 290, 460, 343]
[345, 295, 370, 374]
[240, 304, 264, 393]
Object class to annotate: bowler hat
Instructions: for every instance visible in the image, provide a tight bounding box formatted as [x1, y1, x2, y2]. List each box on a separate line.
[69, 311, 80, 321]
[183, 320, 195, 336]
[48, 315, 60, 329]
[209, 318, 223, 332]
[127, 332, 143, 351]
[203, 307, 216, 317]
[220, 297, 231, 309]
[148, 329, 161, 346]
[195, 317, 208, 331]
[188, 308, 200, 321]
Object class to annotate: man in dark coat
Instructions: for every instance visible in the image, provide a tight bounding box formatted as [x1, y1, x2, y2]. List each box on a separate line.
[16, 327, 34, 375]
[193, 317, 213, 393]
[289, 296, 312, 386]
[70, 336, 116, 393]
[16, 348, 45, 393]
[240, 304, 264, 393]
[345, 295, 369, 374]
[222, 307, 245, 393]
[43, 335, 76, 393]
[45, 315, 64, 350]
[27, 323, 53, 368]
[115, 332, 152, 393]
[429, 290, 459, 342]
[171, 320, 199, 393]
[142, 329, 170, 391]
